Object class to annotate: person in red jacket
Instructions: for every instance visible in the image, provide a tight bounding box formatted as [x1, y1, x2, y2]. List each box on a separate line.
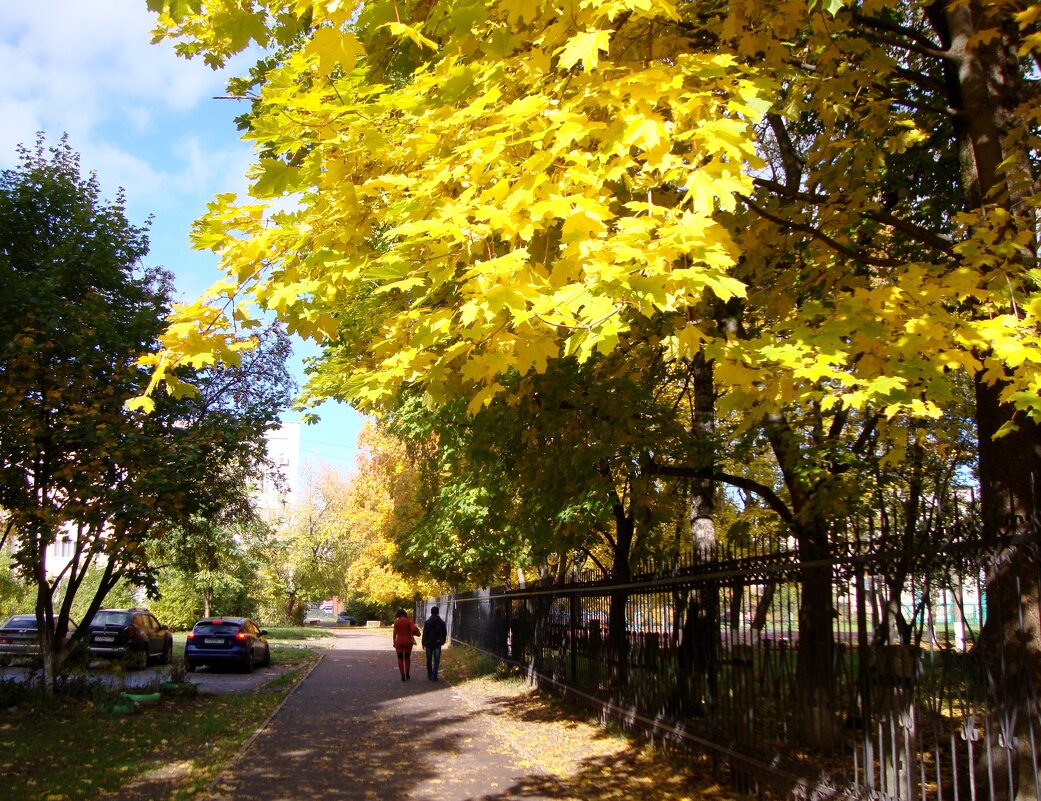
[392, 609, 421, 681]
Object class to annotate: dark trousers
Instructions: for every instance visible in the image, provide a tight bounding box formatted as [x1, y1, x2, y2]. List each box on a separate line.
[425, 645, 442, 678]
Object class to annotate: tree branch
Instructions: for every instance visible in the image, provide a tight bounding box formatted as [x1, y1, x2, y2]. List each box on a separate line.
[751, 178, 956, 254]
[767, 113, 804, 188]
[740, 195, 904, 268]
[850, 13, 952, 61]
[850, 413, 880, 458]
[578, 546, 611, 577]
[0, 516, 14, 552]
[646, 460, 796, 528]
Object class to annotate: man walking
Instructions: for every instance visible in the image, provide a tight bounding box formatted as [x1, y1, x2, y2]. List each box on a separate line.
[422, 606, 448, 681]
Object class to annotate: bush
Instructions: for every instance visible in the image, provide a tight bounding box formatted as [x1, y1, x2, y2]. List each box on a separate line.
[0, 669, 106, 710]
[342, 598, 394, 625]
[149, 570, 203, 630]
[257, 598, 305, 627]
[0, 559, 33, 621]
[0, 675, 38, 708]
[56, 566, 137, 625]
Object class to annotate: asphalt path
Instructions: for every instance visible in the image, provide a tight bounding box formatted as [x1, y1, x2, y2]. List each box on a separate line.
[206, 627, 557, 801]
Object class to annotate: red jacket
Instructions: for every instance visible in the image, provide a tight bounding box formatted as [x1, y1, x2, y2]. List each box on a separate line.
[393, 617, 420, 651]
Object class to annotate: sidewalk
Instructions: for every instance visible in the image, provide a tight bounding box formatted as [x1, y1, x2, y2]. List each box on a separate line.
[206, 628, 558, 801]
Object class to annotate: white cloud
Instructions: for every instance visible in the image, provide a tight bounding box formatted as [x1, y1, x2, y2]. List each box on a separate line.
[0, 0, 259, 234]
[0, 0, 252, 175]
[0, 1, 219, 132]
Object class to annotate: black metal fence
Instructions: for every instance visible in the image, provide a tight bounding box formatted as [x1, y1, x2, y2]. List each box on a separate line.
[419, 522, 1041, 800]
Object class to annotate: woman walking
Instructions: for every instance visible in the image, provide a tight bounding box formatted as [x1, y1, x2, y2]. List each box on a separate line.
[392, 609, 421, 681]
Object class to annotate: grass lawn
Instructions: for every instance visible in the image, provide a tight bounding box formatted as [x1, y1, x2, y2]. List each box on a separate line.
[261, 626, 338, 642]
[167, 626, 336, 660]
[0, 645, 320, 801]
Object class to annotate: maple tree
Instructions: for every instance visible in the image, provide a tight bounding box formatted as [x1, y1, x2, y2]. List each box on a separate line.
[339, 422, 445, 609]
[703, 0, 1041, 775]
[253, 465, 356, 623]
[142, 0, 768, 411]
[145, 0, 1039, 778]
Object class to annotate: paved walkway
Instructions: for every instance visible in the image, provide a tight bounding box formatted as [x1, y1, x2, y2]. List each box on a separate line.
[207, 628, 557, 801]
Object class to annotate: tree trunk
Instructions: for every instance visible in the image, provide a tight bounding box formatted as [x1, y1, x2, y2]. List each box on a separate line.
[607, 502, 634, 687]
[768, 415, 838, 745]
[975, 378, 1041, 801]
[926, 4, 1041, 797]
[794, 521, 838, 747]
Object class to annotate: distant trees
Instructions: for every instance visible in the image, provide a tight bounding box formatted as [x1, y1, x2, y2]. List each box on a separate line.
[250, 466, 353, 625]
[0, 136, 289, 690]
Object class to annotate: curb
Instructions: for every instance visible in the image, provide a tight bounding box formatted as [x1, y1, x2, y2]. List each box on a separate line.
[203, 652, 326, 799]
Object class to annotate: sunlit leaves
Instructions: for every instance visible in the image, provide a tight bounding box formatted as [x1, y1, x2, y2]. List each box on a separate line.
[146, 0, 772, 415]
[555, 29, 613, 71]
[337, 423, 447, 603]
[378, 22, 439, 52]
[145, 0, 1041, 466]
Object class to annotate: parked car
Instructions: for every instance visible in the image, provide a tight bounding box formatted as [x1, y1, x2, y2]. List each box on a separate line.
[337, 612, 356, 625]
[184, 617, 271, 673]
[87, 608, 173, 666]
[0, 614, 78, 664]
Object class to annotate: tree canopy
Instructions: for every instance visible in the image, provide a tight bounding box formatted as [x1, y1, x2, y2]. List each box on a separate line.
[0, 135, 291, 688]
[144, 0, 1038, 429]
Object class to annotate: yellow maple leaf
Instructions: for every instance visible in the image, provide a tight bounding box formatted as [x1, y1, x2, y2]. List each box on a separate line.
[555, 29, 613, 71]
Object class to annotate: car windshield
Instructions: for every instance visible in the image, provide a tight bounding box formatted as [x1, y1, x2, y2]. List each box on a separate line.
[194, 622, 242, 636]
[2, 616, 36, 630]
[91, 612, 129, 627]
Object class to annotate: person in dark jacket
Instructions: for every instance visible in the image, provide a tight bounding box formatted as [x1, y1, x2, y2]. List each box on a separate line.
[422, 606, 448, 681]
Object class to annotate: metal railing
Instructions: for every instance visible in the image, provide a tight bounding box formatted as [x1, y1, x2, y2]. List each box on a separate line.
[420, 521, 1041, 800]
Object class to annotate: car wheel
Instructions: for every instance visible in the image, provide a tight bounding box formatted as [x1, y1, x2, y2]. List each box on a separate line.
[185, 661, 197, 673]
[260, 645, 271, 668]
[243, 649, 254, 673]
[160, 640, 172, 665]
[133, 647, 149, 670]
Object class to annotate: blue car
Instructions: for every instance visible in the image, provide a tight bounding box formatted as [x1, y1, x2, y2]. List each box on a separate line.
[184, 617, 271, 673]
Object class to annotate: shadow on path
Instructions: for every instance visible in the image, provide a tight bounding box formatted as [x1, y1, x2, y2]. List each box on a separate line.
[206, 629, 556, 801]
[205, 630, 732, 801]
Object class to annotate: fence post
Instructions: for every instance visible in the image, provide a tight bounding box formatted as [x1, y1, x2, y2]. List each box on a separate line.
[569, 591, 578, 683]
[855, 565, 874, 792]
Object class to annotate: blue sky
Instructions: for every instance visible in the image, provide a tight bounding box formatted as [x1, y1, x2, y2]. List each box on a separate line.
[0, 0, 365, 470]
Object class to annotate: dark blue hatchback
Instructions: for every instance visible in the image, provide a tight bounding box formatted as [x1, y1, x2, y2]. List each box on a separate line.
[184, 617, 271, 673]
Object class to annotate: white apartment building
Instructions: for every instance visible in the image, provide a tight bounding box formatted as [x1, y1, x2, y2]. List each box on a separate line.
[254, 421, 301, 526]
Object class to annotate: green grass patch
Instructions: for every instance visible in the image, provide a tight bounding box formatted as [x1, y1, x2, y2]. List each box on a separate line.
[0, 654, 319, 801]
[440, 642, 524, 684]
[167, 628, 334, 661]
[269, 645, 318, 666]
[261, 626, 336, 641]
